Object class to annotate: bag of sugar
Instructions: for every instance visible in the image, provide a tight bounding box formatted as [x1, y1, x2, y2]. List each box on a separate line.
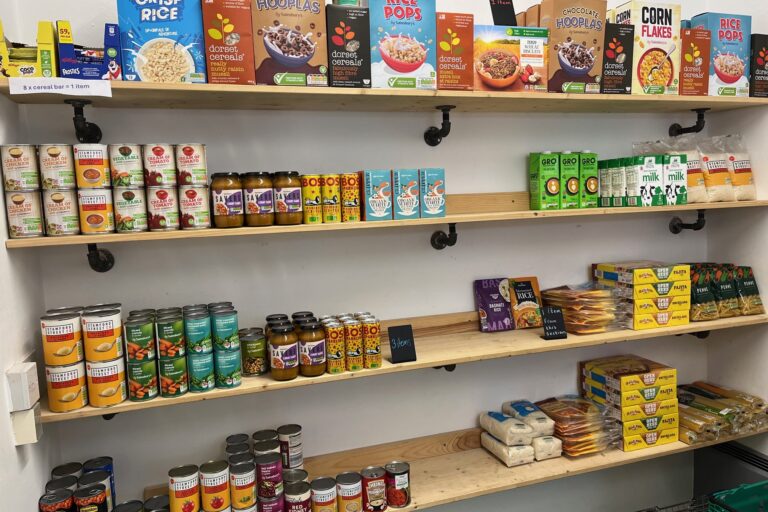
[481, 432, 535, 468]
[532, 436, 563, 461]
[502, 400, 555, 436]
[479, 411, 534, 446]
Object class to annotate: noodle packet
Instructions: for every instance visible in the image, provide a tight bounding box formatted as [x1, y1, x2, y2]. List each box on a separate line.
[710, 265, 741, 318]
[691, 267, 719, 322]
[719, 134, 757, 201]
[669, 134, 707, 203]
[734, 266, 766, 316]
[697, 137, 736, 202]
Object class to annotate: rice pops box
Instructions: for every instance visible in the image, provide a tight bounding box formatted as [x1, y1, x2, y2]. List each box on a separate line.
[692, 13, 752, 97]
[117, 0, 207, 83]
[369, 0, 436, 90]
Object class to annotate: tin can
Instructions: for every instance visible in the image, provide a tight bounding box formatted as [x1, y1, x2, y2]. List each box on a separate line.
[259, 496, 285, 512]
[124, 318, 156, 361]
[79, 470, 113, 510]
[230, 462, 256, 510]
[310, 477, 337, 512]
[114, 187, 149, 233]
[230, 453, 255, 466]
[361, 318, 382, 369]
[114, 500, 145, 512]
[189, 352, 215, 392]
[74, 144, 110, 188]
[342, 320, 363, 372]
[200, 460, 230, 512]
[336, 472, 362, 512]
[185, 311, 213, 354]
[83, 456, 116, 502]
[144, 494, 170, 512]
[128, 360, 159, 402]
[212, 310, 240, 351]
[242, 332, 268, 376]
[226, 433, 249, 447]
[40, 313, 83, 366]
[277, 424, 303, 470]
[39, 144, 75, 189]
[320, 174, 341, 224]
[42, 188, 79, 236]
[255, 452, 284, 499]
[340, 173, 360, 223]
[238, 505, 257, 512]
[156, 315, 185, 359]
[301, 174, 323, 224]
[159, 356, 188, 397]
[147, 186, 180, 231]
[6, 190, 43, 238]
[158, 307, 183, 316]
[169, 465, 200, 512]
[253, 429, 279, 443]
[361, 467, 386, 512]
[45, 475, 78, 493]
[52, 462, 84, 479]
[143, 143, 177, 187]
[39, 489, 74, 512]
[324, 323, 346, 375]
[47, 306, 85, 316]
[77, 188, 115, 235]
[176, 144, 208, 186]
[86, 303, 122, 314]
[285, 481, 311, 512]
[253, 440, 281, 456]
[82, 309, 123, 362]
[226, 442, 250, 458]
[214, 349, 242, 388]
[73, 483, 108, 512]
[86, 357, 127, 408]
[384, 463, 410, 509]
[109, 144, 144, 187]
[180, 185, 211, 229]
[1, 144, 39, 190]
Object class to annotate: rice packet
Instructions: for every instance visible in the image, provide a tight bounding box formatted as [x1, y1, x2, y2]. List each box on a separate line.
[719, 134, 757, 201]
[697, 137, 736, 202]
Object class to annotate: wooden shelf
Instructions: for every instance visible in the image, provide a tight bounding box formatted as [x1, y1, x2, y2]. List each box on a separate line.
[40, 311, 768, 424]
[3, 79, 768, 113]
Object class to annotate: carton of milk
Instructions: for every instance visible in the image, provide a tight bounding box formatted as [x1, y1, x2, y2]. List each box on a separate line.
[663, 155, 688, 206]
[363, 169, 392, 221]
[632, 156, 665, 207]
[393, 169, 420, 220]
[419, 168, 446, 218]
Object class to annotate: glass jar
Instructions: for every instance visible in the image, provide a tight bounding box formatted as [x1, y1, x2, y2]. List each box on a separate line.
[269, 325, 299, 381]
[273, 172, 302, 225]
[243, 172, 274, 227]
[211, 172, 244, 228]
[291, 311, 315, 326]
[298, 321, 326, 377]
[266, 320, 293, 338]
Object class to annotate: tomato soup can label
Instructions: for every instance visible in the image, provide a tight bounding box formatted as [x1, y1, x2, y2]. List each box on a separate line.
[176, 144, 208, 186]
[214, 349, 242, 389]
[86, 358, 127, 408]
[255, 454, 284, 499]
[324, 323, 346, 375]
[6, 190, 43, 238]
[242, 334, 267, 376]
[42, 189, 79, 236]
[41, 314, 83, 366]
[144, 144, 177, 187]
[189, 352, 215, 393]
[2, 144, 40, 190]
[109, 144, 144, 187]
[147, 186, 180, 231]
[201, 462, 230, 512]
[259, 497, 284, 512]
[46, 362, 88, 413]
[320, 175, 341, 224]
[245, 187, 274, 215]
[180, 186, 211, 229]
[341, 173, 360, 223]
[301, 175, 322, 224]
[185, 313, 213, 354]
[77, 188, 115, 235]
[230, 464, 256, 510]
[114, 187, 148, 233]
[83, 310, 123, 361]
[156, 316, 185, 359]
[124, 318, 156, 361]
[39, 144, 75, 189]
[74, 144, 110, 188]
[128, 360, 159, 402]
[159, 356, 188, 397]
[212, 311, 240, 351]
[169, 467, 200, 512]
[343, 322, 363, 372]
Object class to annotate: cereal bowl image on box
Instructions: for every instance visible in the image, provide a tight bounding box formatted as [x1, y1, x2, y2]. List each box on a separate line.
[263, 25, 317, 68]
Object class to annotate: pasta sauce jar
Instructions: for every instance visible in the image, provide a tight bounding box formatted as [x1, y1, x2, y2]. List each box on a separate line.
[274, 171, 302, 225]
[211, 173, 244, 228]
[243, 172, 274, 226]
[298, 321, 326, 377]
[269, 325, 299, 381]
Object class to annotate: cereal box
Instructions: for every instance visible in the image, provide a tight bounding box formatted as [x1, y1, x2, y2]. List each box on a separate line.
[529, 152, 560, 210]
[692, 13, 751, 97]
[680, 29, 711, 96]
[202, 0, 255, 84]
[369, 0, 436, 90]
[559, 152, 580, 209]
[540, 0, 607, 94]
[601, 23, 634, 94]
[326, 5, 371, 88]
[436, 12, 473, 91]
[392, 169, 420, 220]
[117, 0, 207, 83]
[526, 5, 540, 27]
[663, 154, 687, 206]
[0, 20, 57, 78]
[750, 34, 768, 97]
[252, 0, 328, 86]
[363, 170, 392, 221]
[57, 22, 123, 80]
[616, 1, 681, 95]
[419, 168, 446, 218]
[516, 12, 527, 27]
[473, 26, 548, 93]
[579, 152, 598, 208]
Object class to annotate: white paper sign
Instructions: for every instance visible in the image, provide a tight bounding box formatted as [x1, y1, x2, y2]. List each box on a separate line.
[8, 78, 112, 98]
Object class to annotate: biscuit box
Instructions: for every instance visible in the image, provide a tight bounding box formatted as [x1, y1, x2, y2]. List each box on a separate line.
[622, 413, 679, 436]
[594, 261, 690, 284]
[628, 310, 690, 330]
[419, 168, 445, 218]
[601, 23, 634, 94]
[362, 169, 392, 221]
[580, 354, 677, 392]
[392, 168, 420, 220]
[597, 279, 692, 300]
[202, 0, 256, 85]
[252, 0, 328, 86]
[0, 20, 57, 78]
[606, 398, 678, 422]
[680, 29, 711, 96]
[622, 428, 678, 452]
[117, 0, 207, 83]
[623, 295, 691, 315]
[369, 0, 436, 90]
[473, 25, 548, 93]
[692, 12, 751, 97]
[751, 34, 768, 97]
[436, 12, 473, 91]
[326, 5, 371, 88]
[583, 379, 677, 407]
[57, 21, 123, 80]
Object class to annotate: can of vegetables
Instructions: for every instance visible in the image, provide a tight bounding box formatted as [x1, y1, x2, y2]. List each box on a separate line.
[124, 318, 156, 361]
[188, 352, 215, 393]
[159, 356, 188, 398]
[156, 315, 186, 360]
[114, 187, 149, 233]
[127, 360, 158, 402]
[214, 349, 242, 389]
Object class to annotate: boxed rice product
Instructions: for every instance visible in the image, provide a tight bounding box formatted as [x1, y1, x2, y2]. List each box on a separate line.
[692, 13, 751, 97]
[202, 0, 255, 85]
[117, 0, 207, 83]
[594, 261, 690, 284]
[601, 23, 634, 94]
[326, 5, 371, 88]
[581, 354, 677, 392]
[474, 278, 513, 333]
[436, 12, 473, 91]
[369, 0, 436, 90]
[751, 34, 768, 97]
[622, 428, 678, 452]
[473, 26, 548, 93]
[680, 29, 711, 96]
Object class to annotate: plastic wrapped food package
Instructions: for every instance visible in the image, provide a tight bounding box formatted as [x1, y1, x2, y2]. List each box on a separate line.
[541, 285, 622, 335]
[667, 134, 708, 204]
[480, 432, 535, 467]
[692, 381, 766, 413]
[478, 412, 535, 446]
[734, 266, 766, 316]
[678, 388, 747, 433]
[532, 436, 562, 461]
[679, 403, 727, 436]
[691, 266, 720, 322]
[536, 396, 620, 457]
[697, 137, 736, 202]
[719, 134, 756, 201]
[501, 400, 555, 436]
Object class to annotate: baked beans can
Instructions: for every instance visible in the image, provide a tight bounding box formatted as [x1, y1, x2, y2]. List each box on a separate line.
[78, 471, 113, 510]
[144, 494, 170, 512]
[45, 475, 78, 493]
[52, 461, 84, 479]
[255, 452, 284, 499]
[230, 453, 255, 466]
[285, 481, 311, 512]
[143, 143, 177, 187]
[342, 320, 363, 372]
[176, 143, 208, 186]
[253, 429, 279, 443]
[82, 309, 123, 362]
[214, 349, 242, 389]
[283, 469, 309, 485]
[108, 144, 144, 187]
[336, 473, 362, 512]
[86, 357, 127, 408]
[1, 144, 40, 190]
[324, 323, 346, 375]
[361, 467, 386, 512]
[41, 313, 83, 366]
[242, 332, 268, 376]
[185, 311, 213, 354]
[226, 442, 251, 458]
[159, 355, 188, 397]
[77, 188, 115, 235]
[83, 457, 116, 503]
[124, 318, 156, 361]
[147, 186, 180, 231]
[39, 144, 75, 189]
[340, 173, 361, 223]
[200, 460, 230, 512]
[169, 465, 200, 512]
[180, 185, 211, 229]
[310, 477, 337, 512]
[114, 500, 145, 512]
[39, 489, 74, 512]
[74, 144, 110, 188]
[384, 463, 410, 509]
[73, 483, 108, 512]
[188, 351, 215, 392]
[259, 496, 285, 512]
[320, 174, 341, 223]
[42, 188, 80, 236]
[156, 315, 186, 359]
[254, 440, 281, 456]
[301, 174, 323, 224]
[230, 462, 257, 510]
[361, 318, 382, 369]
[114, 187, 149, 233]
[128, 360, 159, 401]
[278, 424, 303, 470]
[5, 190, 43, 238]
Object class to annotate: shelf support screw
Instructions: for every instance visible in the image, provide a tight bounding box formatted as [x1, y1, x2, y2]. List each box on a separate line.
[424, 105, 456, 147]
[669, 210, 706, 235]
[431, 223, 458, 250]
[65, 99, 103, 143]
[87, 244, 115, 273]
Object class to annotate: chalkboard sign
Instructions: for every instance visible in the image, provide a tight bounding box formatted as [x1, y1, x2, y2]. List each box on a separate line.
[388, 325, 417, 363]
[541, 307, 568, 340]
[489, 0, 517, 26]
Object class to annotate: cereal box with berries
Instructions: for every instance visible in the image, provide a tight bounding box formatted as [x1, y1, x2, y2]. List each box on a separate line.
[473, 25, 548, 93]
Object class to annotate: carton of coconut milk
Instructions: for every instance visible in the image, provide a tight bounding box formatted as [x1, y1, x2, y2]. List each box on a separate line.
[392, 169, 420, 220]
[663, 154, 688, 205]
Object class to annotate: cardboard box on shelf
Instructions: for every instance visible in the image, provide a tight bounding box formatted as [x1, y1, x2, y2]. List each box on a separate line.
[581, 355, 678, 392]
[628, 310, 690, 330]
[584, 379, 677, 407]
[436, 12, 473, 91]
[0, 20, 57, 78]
[751, 34, 768, 98]
[622, 428, 678, 452]
[326, 5, 371, 88]
[601, 23, 634, 94]
[606, 398, 679, 422]
[57, 21, 122, 80]
[594, 261, 690, 284]
[623, 296, 692, 315]
[526, 4, 540, 27]
[680, 28, 711, 96]
[202, 0, 255, 85]
[597, 279, 692, 300]
[692, 12, 751, 97]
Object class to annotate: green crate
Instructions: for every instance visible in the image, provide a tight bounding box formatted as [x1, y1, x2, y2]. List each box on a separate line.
[709, 480, 768, 512]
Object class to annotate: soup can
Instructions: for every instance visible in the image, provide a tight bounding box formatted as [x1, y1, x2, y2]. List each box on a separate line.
[124, 318, 156, 361]
[278, 424, 303, 470]
[114, 187, 148, 233]
[200, 460, 230, 512]
[143, 143, 177, 187]
[188, 352, 215, 393]
[156, 315, 185, 359]
[42, 188, 79, 236]
[5, 190, 43, 238]
[1, 144, 40, 190]
[40, 313, 83, 366]
[283, 469, 309, 485]
[212, 309, 240, 351]
[361, 318, 382, 369]
[144, 494, 170, 512]
[214, 349, 242, 389]
[384, 462, 410, 508]
[310, 477, 337, 512]
[82, 309, 123, 362]
[324, 323, 346, 375]
[179, 185, 211, 229]
[361, 467, 386, 512]
[242, 332, 267, 376]
[74, 144, 110, 188]
[230, 462, 257, 510]
[108, 144, 144, 187]
[342, 320, 363, 372]
[73, 483, 109, 512]
[255, 452, 283, 499]
[253, 430, 279, 444]
[259, 496, 284, 512]
[320, 174, 341, 224]
[77, 188, 115, 235]
[285, 481, 311, 512]
[147, 186, 180, 231]
[185, 311, 213, 354]
[78, 471, 113, 510]
[127, 360, 159, 402]
[83, 456, 116, 502]
[176, 143, 208, 186]
[301, 174, 322, 224]
[39, 144, 75, 189]
[52, 461, 84, 479]
[253, 440, 280, 457]
[39, 489, 74, 512]
[114, 500, 145, 512]
[86, 357, 127, 408]
[229, 453, 255, 466]
[336, 472, 362, 512]
[45, 475, 78, 493]
[159, 356, 188, 397]
[86, 303, 122, 314]
[226, 433, 249, 447]
[340, 173, 360, 223]
[168, 465, 200, 512]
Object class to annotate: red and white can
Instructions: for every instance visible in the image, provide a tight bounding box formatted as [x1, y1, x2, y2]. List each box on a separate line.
[179, 185, 211, 230]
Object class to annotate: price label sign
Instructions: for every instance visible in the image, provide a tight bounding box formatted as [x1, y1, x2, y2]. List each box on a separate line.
[388, 325, 417, 364]
[9, 78, 112, 98]
[541, 306, 568, 340]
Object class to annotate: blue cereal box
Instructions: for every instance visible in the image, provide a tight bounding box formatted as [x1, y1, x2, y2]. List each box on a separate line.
[692, 12, 752, 97]
[363, 169, 393, 221]
[419, 168, 446, 218]
[57, 21, 123, 80]
[369, 0, 436, 90]
[393, 169, 420, 220]
[117, 0, 207, 83]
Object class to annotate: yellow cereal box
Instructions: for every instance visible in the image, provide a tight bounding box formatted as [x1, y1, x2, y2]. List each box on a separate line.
[597, 279, 691, 300]
[606, 399, 678, 422]
[594, 261, 690, 284]
[625, 296, 691, 314]
[622, 413, 678, 436]
[622, 428, 678, 451]
[628, 310, 689, 330]
[581, 355, 677, 392]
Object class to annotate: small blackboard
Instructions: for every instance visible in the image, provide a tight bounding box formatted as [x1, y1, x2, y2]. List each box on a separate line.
[541, 307, 568, 340]
[388, 325, 417, 364]
[489, 0, 517, 26]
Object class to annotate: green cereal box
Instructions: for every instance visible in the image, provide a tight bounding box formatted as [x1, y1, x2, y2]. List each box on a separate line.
[529, 152, 560, 210]
[598, 160, 612, 207]
[559, 152, 580, 209]
[610, 159, 627, 207]
[636, 155, 665, 206]
[580, 152, 599, 208]
[663, 155, 688, 205]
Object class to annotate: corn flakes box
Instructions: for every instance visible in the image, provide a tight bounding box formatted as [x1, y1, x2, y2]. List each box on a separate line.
[627, 310, 689, 330]
[594, 261, 690, 284]
[692, 13, 751, 97]
[622, 413, 678, 436]
[580, 355, 677, 392]
[597, 279, 691, 300]
[584, 379, 676, 407]
[623, 295, 691, 315]
[606, 398, 678, 422]
[622, 428, 678, 452]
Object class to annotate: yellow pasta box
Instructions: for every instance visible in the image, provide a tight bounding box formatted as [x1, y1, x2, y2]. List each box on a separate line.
[581, 355, 677, 392]
[584, 379, 676, 407]
[625, 295, 691, 314]
[597, 278, 691, 300]
[622, 428, 678, 452]
[594, 261, 690, 284]
[0, 20, 57, 77]
[606, 398, 678, 422]
[622, 413, 678, 436]
[628, 309, 689, 330]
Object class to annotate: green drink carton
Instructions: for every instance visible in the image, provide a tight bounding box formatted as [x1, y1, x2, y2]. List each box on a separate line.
[393, 169, 420, 220]
[419, 168, 446, 218]
[580, 152, 599, 208]
[559, 152, 581, 209]
[529, 152, 560, 210]
[610, 158, 627, 207]
[663, 154, 688, 206]
[598, 160, 612, 207]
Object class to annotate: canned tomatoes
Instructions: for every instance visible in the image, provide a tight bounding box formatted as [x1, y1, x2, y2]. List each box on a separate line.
[108, 144, 144, 187]
[39, 489, 74, 512]
[320, 174, 341, 224]
[5, 190, 43, 238]
[42, 189, 79, 236]
[143, 143, 177, 186]
[185, 311, 213, 354]
[343, 320, 363, 372]
[361, 467, 386, 512]
[124, 318, 155, 361]
[188, 352, 215, 392]
[336, 472, 362, 512]
[214, 349, 242, 389]
[310, 477, 337, 512]
[1, 144, 39, 190]
[179, 185, 211, 229]
[362, 318, 382, 369]
[176, 144, 208, 186]
[301, 174, 322, 224]
[324, 323, 345, 375]
[127, 360, 159, 402]
[285, 481, 311, 512]
[147, 186, 180, 231]
[255, 452, 284, 499]
[74, 144, 110, 188]
[156, 316, 185, 359]
[230, 462, 256, 510]
[114, 187, 148, 233]
[39, 144, 75, 189]
[169, 465, 200, 512]
[86, 358, 127, 408]
[82, 309, 123, 361]
[40, 313, 83, 366]
[77, 188, 115, 235]
[73, 483, 108, 512]
[159, 356, 188, 397]
[45, 362, 87, 413]
[384, 463, 410, 509]
[341, 173, 360, 223]
[200, 460, 230, 512]
[278, 424, 303, 470]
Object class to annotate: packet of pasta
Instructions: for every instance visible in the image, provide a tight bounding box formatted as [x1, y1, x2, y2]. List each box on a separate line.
[734, 266, 766, 316]
[691, 267, 719, 322]
[710, 265, 741, 318]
